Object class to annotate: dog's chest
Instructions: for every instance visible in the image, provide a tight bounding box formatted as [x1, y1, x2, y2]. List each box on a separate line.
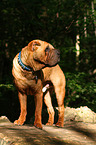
[22, 71, 43, 95]
[25, 79, 43, 95]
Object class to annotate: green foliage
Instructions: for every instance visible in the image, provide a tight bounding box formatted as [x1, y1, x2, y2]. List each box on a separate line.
[0, 0, 95, 82]
[0, 84, 14, 102]
[65, 72, 96, 112]
[0, 84, 19, 121]
[0, 0, 96, 121]
[0, 84, 13, 89]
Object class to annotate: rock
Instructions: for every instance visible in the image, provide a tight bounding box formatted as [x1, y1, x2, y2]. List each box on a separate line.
[0, 116, 11, 123]
[64, 107, 76, 121]
[64, 106, 96, 123]
[75, 106, 96, 123]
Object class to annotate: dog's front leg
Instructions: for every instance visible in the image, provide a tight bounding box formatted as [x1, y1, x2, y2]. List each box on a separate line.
[34, 92, 43, 129]
[14, 92, 27, 125]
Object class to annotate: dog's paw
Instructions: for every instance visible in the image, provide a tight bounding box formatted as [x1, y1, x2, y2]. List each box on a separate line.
[34, 122, 42, 129]
[55, 121, 64, 127]
[46, 122, 53, 126]
[14, 119, 24, 125]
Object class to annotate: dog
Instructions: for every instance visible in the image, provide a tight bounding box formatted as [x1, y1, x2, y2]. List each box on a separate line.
[12, 40, 65, 129]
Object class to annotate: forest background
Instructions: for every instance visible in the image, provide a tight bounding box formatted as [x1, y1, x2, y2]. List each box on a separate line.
[0, 0, 96, 123]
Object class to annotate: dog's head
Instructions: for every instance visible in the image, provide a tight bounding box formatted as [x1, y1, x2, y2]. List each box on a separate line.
[28, 40, 60, 67]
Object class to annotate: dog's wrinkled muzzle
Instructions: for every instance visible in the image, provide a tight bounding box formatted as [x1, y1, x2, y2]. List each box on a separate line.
[46, 49, 60, 66]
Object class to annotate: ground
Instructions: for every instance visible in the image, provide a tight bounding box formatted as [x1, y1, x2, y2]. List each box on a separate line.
[0, 116, 96, 145]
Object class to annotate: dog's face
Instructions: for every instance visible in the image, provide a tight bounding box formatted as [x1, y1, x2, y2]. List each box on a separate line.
[28, 40, 60, 67]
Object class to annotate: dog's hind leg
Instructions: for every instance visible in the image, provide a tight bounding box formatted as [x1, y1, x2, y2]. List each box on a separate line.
[44, 91, 55, 126]
[55, 86, 65, 127]
[14, 92, 27, 125]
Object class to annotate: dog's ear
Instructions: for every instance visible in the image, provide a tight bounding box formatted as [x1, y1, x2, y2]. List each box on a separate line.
[28, 41, 35, 51]
[28, 40, 40, 51]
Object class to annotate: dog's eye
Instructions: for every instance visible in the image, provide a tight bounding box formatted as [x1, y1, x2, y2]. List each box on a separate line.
[36, 42, 41, 46]
[45, 46, 50, 53]
[33, 42, 41, 46]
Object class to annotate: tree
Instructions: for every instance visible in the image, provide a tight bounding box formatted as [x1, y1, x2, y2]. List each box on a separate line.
[0, 0, 96, 119]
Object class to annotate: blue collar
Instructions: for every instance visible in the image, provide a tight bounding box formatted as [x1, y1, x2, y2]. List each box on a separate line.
[18, 51, 32, 71]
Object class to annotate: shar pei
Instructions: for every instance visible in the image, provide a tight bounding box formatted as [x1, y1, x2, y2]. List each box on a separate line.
[12, 40, 65, 129]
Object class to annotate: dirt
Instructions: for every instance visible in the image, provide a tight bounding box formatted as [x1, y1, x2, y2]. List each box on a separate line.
[0, 117, 96, 145]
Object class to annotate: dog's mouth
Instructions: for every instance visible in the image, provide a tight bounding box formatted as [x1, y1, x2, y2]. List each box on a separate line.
[45, 49, 60, 66]
[34, 49, 60, 67]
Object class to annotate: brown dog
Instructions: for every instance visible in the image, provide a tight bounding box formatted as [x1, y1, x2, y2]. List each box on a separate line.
[12, 40, 65, 129]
